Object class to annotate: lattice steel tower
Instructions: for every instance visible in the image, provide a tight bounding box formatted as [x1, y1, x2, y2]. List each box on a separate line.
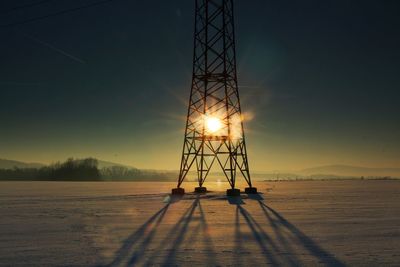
[172, 0, 257, 196]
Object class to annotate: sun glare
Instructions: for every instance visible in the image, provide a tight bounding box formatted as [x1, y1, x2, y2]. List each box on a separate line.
[205, 116, 222, 134]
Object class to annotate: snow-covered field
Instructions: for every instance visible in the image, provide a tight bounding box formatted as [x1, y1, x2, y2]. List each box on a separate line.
[0, 180, 399, 266]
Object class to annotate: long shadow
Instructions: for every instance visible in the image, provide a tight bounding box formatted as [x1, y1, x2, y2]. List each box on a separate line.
[103, 194, 343, 266]
[232, 194, 346, 266]
[158, 196, 217, 266]
[258, 201, 346, 267]
[137, 196, 216, 266]
[243, 193, 298, 266]
[139, 197, 197, 266]
[258, 202, 298, 266]
[237, 205, 280, 265]
[227, 195, 245, 205]
[127, 205, 170, 265]
[230, 194, 278, 265]
[183, 198, 217, 266]
[234, 204, 245, 266]
[105, 204, 170, 267]
[159, 196, 199, 266]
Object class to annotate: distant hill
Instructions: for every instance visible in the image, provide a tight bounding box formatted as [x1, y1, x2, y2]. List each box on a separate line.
[301, 165, 400, 178]
[1, 158, 399, 180]
[0, 159, 44, 169]
[0, 158, 135, 170]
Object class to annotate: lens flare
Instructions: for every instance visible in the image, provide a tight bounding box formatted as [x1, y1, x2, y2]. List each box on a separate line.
[205, 116, 222, 133]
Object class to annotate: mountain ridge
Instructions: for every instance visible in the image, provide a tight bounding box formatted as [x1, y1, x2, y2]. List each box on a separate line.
[0, 158, 45, 169]
[1, 159, 399, 178]
[301, 164, 400, 177]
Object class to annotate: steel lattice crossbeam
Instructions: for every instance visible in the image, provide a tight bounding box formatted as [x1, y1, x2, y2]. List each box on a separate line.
[174, 0, 256, 195]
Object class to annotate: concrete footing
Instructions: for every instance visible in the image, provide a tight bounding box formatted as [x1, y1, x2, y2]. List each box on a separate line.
[245, 187, 258, 194]
[171, 188, 185, 195]
[227, 188, 241, 196]
[195, 187, 207, 193]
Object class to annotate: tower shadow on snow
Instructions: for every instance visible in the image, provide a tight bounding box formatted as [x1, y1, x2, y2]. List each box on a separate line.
[257, 201, 346, 266]
[104, 204, 170, 267]
[103, 195, 217, 267]
[104, 195, 345, 267]
[231, 195, 346, 266]
[158, 195, 217, 267]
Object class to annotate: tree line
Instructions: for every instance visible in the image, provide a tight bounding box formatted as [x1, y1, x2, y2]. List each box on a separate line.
[0, 158, 174, 181]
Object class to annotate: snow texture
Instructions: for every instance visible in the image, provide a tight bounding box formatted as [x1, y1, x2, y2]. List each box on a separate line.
[0, 180, 399, 266]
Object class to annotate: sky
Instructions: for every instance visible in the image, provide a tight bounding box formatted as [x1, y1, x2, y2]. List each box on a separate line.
[0, 0, 399, 172]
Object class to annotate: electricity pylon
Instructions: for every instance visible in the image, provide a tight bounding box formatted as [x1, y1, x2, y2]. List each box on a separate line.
[172, 0, 257, 196]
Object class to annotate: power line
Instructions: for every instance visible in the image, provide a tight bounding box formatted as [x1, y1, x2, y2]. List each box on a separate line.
[0, 0, 116, 28]
[20, 32, 86, 64]
[0, 0, 55, 15]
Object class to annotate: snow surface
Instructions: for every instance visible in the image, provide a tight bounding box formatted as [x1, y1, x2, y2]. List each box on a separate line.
[0, 180, 399, 266]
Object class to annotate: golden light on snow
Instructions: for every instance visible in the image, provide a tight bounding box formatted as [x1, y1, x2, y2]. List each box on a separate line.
[205, 116, 223, 134]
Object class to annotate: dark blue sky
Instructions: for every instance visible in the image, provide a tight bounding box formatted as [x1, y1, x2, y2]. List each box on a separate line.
[0, 0, 399, 171]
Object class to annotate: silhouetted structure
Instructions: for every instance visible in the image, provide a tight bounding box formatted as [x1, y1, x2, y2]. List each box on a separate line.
[172, 0, 256, 196]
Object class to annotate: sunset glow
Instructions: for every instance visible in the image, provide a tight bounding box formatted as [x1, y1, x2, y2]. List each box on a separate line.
[205, 116, 223, 134]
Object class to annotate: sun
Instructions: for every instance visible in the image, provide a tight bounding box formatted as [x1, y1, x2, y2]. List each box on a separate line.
[205, 116, 222, 134]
